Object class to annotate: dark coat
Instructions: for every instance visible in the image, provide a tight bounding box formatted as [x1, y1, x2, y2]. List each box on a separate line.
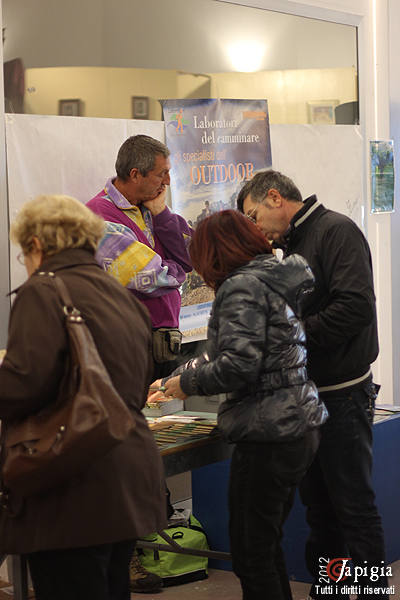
[0, 248, 167, 554]
[284, 196, 379, 388]
[176, 253, 327, 443]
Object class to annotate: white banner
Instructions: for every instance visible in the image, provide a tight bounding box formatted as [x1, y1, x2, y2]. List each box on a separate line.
[6, 115, 363, 340]
[5, 114, 164, 290]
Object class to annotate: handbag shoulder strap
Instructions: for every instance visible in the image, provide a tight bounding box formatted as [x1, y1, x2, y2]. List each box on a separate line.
[37, 271, 80, 318]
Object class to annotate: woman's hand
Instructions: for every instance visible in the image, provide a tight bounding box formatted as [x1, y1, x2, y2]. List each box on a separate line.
[164, 376, 187, 400]
[148, 379, 163, 396]
[147, 379, 165, 403]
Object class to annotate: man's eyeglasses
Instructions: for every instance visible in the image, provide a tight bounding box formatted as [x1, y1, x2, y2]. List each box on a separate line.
[245, 205, 258, 224]
[17, 252, 26, 266]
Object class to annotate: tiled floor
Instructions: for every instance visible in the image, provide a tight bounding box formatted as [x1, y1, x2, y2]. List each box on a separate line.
[131, 560, 400, 599]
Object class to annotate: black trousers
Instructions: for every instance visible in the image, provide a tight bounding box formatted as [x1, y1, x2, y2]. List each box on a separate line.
[229, 431, 319, 600]
[299, 380, 387, 600]
[26, 539, 135, 600]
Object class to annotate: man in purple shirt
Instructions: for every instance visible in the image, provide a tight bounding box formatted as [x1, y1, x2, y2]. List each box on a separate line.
[87, 135, 192, 377]
[87, 135, 192, 593]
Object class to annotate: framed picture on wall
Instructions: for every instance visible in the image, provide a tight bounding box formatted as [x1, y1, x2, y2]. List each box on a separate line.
[370, 140, 394, 213]
[58, 99, 81, 117]
[307, 100, 339, 124]
[132, 96, 149, 119]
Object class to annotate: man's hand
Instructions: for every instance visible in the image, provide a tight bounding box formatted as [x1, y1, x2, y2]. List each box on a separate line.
[164, 376, 187, 400]
[143, 187, 167, 216]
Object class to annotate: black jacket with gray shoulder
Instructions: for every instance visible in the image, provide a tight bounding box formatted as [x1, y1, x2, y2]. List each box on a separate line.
[283, 196, 379, 388]
[175, 253, 327, 443]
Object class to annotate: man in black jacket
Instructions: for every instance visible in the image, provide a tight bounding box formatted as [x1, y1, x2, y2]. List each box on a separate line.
[237, 170, 387, 600]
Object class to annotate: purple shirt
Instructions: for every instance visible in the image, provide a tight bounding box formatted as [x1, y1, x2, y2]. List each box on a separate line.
[87, 179, 192, 328]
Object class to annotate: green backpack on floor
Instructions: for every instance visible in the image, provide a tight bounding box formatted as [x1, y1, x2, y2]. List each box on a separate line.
[138, 514, 209, 587]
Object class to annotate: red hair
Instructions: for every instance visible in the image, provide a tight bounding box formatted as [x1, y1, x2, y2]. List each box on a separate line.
[189, 210, 272, 290]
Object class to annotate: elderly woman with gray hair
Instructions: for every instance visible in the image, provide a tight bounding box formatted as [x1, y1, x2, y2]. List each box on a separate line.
[0, 195, 166, 600]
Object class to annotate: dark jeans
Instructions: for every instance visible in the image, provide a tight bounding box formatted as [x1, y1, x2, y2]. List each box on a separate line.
[299, 380, 387, 600]
[26, 539, 135, 600]
[229, 430, 320, 600]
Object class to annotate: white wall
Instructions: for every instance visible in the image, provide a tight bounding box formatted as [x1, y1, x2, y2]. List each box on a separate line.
[389, 0, 400, 404]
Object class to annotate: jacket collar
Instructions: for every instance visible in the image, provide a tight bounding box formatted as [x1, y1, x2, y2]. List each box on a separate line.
[38, 247, 99, 272]
[10, 248, 100, 295]
[272, 195, 321, 253]
[104, 177, 132, 210]
[290, 195, 321, 230]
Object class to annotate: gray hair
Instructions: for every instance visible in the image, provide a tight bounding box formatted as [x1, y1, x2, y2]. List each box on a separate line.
[115, 135, 170, 180]
[237, 169, 303, 212]
[10, 194, 105, 256]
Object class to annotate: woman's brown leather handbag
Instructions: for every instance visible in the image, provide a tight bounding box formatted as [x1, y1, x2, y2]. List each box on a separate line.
[1, 272, 136, 499]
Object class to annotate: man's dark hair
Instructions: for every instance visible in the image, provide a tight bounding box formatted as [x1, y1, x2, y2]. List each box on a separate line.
[237, 169, 303, 212]
[115, 135, 170, 180]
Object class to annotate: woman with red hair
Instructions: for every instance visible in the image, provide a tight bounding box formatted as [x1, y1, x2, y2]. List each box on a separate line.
[154, 210, 327, 600]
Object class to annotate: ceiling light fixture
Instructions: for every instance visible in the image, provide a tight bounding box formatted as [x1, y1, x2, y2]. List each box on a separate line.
[227, 40, 265, 72]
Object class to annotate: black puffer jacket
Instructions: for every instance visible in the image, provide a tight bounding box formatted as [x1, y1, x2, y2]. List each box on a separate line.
[177, 253, 327, 443]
